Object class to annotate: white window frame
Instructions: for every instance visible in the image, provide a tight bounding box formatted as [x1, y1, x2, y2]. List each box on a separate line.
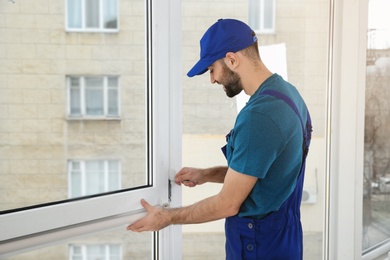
[249, 0, 276, 34]
[68, 160, 121, 198]
[67, 76, 121, 120]
[65, 0, 119, 33]
[327, 0, 390, 259]
[0, 1, 182, 259]
[69, 244, 122, 260]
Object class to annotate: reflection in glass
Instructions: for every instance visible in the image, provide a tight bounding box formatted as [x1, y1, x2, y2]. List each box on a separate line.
[363, 0, 390, 251]
[3, 228, 151, 260]
[103, 0, 118, 29]
[108, 77, 119, 116]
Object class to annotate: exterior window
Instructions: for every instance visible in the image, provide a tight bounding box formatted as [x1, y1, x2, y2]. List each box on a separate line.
[68, 160, 121, 198]
[68, 76, 120, 119]
[249, 0, 276, 34]
[66, 0, 118, 32]
[69, 244, 122, 260]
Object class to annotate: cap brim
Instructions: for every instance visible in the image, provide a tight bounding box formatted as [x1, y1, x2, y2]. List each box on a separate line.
[187, 58, 215, 77]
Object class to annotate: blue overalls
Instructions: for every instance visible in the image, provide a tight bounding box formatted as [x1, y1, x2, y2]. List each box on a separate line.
[223, 90, 312, 259]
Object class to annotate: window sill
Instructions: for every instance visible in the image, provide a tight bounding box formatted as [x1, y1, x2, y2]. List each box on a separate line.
[67, 116, 122, 121]
[65, 29, 120, 34]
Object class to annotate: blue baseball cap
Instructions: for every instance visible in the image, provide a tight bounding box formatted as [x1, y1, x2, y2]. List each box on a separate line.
[187, 18, 257, 77]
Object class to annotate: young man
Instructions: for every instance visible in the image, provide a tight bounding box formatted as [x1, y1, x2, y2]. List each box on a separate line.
[127, 18, 312, 259]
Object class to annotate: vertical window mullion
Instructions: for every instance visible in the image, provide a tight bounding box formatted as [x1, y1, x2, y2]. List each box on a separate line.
[104, 76, 108, 116]
[118, 161, 122, 190]
[67, 78, 71, 116]
[104, 160, 109, 192]
[117, 77, 120, 116]
[105, 244, 109, 260]
[81, 161, 86, 197]
[78, 78, 82, 116]
[100, 0, 104, 30]
[81, 0, 85, 30]
[68, 161, 72, 198]
[83, 245, 87, 260]
[81, 77, 86, 116]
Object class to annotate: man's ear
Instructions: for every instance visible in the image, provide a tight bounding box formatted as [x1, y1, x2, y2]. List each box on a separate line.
[224, 52, 239, 69]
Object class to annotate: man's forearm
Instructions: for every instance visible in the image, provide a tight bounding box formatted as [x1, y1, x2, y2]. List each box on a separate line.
[203, 166, 228, 183]
[168, 193, 238, 225]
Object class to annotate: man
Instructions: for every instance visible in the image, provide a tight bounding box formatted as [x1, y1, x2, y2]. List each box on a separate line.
[127, 18, 312, 259]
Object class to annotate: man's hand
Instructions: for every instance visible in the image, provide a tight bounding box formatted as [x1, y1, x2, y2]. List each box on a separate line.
[174, 167, 205, 187]
[175, 166, 228, 186]
[126, 199, 171, 232]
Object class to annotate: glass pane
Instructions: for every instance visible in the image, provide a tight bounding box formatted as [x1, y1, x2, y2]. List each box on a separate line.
[108, 161, 120, 191]
[85, 77, 104, 116]
[70, 169, 82, 198]
[70, 80, 82, 115]
[86, 244, 104, 256]
[68, 0, 82, 28]
[248, 0, 260, 31]
[86, 0, 100, 28]
[3, 228, 151, 260]
[182, 0, 327, 258]
[0, 0, 147, 211]
[85, 160, 105, 195]
[108, 88, 119, 116]
[263, 0, 274, 30]
[363, 0, 390, 252]
[103, 0, 118, 29]
[110, 244, 121, 255]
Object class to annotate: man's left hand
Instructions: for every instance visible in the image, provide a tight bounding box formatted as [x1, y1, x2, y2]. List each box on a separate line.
[126, 199, 171, 232]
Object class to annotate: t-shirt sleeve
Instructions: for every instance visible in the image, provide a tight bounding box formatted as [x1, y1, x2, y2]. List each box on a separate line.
[228, 110, 287, 179]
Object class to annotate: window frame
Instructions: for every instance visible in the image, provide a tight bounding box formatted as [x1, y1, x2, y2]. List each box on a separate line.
[69, 244, 122, 260]
[0, 0, 182, 259]
[249, 0, 276, 34]
[67, 75, 121, 120]
[327, 0, 390, 258]
[65, 0, 120, 33]
[68, 160, 122, 198]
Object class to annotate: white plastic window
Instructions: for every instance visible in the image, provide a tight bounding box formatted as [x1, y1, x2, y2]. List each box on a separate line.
[66, 0, 119, 32]
[0, 1, 182, 258]
[68, 160, 121, 198]
[68, 76, 120, 119]
[69, 244, 122, 260]
[248, 0, 276, 34]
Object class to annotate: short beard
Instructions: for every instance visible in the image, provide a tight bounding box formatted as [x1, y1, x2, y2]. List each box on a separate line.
[220, 60, 243, 98]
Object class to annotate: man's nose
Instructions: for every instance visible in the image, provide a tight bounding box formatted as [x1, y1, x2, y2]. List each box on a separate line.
[210, 73, 216, 84]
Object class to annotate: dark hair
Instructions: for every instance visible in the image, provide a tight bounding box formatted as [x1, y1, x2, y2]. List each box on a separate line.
[240, 31, 261, 64]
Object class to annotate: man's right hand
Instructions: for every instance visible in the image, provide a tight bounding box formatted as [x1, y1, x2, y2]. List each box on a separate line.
[174, 167, 205, 187]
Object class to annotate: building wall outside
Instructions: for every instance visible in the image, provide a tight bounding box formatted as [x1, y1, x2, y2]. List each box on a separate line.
[0, 0, 147, 211]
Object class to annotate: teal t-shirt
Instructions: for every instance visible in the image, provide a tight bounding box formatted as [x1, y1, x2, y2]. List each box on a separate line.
[225, 74, 309, 219]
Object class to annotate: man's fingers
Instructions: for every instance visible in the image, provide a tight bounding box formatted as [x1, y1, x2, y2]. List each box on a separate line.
[140, 199, 151, 210]
[182, 180, 197, 187]
[127, 225, 144, 232]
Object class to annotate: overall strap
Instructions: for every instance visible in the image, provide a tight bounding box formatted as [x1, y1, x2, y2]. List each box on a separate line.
[259, 89, 312, 158]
